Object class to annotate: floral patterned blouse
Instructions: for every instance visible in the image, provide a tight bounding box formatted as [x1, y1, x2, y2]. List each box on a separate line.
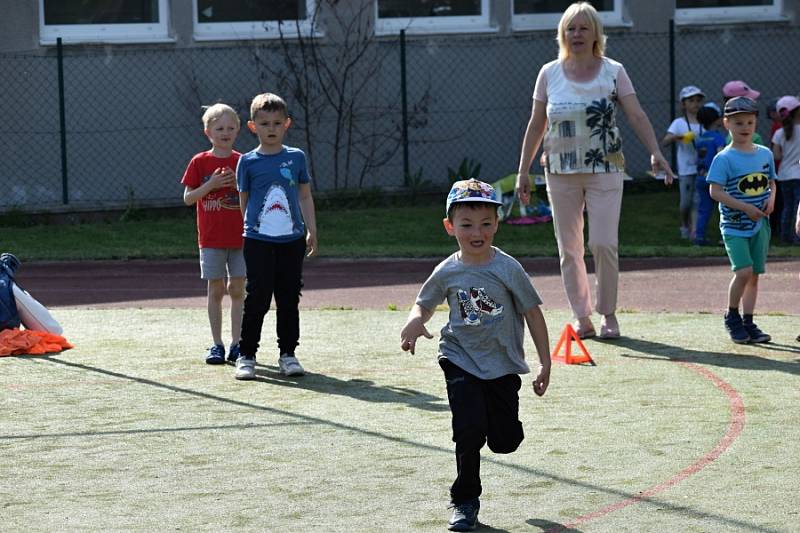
[534, 57, 634, 175]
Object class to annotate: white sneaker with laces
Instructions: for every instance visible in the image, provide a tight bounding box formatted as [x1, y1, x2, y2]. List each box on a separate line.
[279, 354, 305, 376]
[234, 356, 256, 380]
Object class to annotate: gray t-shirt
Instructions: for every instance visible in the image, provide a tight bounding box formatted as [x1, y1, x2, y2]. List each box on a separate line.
[416, 247, 543, 380]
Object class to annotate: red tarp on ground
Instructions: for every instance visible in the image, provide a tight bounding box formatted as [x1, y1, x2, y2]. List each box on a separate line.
[0, 328, 72, 356]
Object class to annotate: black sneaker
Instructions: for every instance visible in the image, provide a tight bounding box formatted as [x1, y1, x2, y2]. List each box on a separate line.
[205, 344, 225, 364]
[743, 322, 771, 343]
[724, 312, 750, 344]
[448, 498, 479, 531]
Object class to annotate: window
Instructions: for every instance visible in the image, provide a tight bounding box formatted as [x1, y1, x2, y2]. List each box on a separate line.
[193, 0, 317, 41]
[39, 0, 171, 44]
[675, 0, 783, 24]
[512, 0, 625, 31]
[375, 0, 492, 35]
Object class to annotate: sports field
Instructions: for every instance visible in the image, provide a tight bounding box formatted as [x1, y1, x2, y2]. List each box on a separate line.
[2, 302, 799, 532]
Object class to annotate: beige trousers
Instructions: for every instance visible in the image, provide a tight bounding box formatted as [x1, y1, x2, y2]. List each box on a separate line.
[545, 172, 624, 319]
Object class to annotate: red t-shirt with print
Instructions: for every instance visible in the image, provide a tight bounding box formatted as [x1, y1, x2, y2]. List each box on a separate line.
[181, 151, 244, 249]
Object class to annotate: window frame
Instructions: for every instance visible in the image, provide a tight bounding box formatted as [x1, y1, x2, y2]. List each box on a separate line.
[374, 0, 494, 36]
[38, 0, 172, 45]
[674, 0, 784, 24]
[511, 1, 627, 32]
[193, 0, 318, 41]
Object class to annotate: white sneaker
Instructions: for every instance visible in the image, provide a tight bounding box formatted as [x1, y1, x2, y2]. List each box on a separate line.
[234, 356, 256, 380]
[278, 354, 305, 376]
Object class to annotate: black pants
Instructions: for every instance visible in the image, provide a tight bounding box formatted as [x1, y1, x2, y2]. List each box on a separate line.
[439, 358, 524, 504]
[239, 236, 306, 358]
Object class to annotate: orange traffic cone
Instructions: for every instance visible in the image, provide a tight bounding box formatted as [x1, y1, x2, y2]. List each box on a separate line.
[551, 323, 596, 365]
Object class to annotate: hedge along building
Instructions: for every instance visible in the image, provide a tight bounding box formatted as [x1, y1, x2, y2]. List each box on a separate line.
[1, 1, 799, 212]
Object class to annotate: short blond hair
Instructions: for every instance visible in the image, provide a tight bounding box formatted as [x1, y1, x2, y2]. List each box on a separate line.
[201, 103, 240, 129]
[249, 93, 288, 120]
[557, 2, 606, 61]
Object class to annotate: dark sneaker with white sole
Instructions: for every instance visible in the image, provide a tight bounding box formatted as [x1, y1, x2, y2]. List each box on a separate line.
[743, 322, 771, 343]
[205, 344, 225, 365]
[724, 311, 750, 344]
[447, 498, 479, 531]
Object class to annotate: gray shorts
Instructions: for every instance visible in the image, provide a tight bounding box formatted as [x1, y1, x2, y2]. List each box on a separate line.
[199, 248, 246, 280]
[679, 174, 698, 213]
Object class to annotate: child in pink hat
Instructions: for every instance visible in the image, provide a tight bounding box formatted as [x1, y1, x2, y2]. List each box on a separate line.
[771, 95, 800, 244]
[722, 80, 761, 100]
[722, 80, 766, 146]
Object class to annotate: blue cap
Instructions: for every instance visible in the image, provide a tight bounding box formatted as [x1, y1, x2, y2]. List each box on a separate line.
[724, 96, 758, 116]
[446, 179, 502, 215]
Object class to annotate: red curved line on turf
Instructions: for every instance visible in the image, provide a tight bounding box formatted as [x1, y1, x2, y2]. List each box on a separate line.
[551, 361, 746, 531]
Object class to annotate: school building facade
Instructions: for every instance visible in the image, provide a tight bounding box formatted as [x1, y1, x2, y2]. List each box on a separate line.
[2, 1, 799, 211]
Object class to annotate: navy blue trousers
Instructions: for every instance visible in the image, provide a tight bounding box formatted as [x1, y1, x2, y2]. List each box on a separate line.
[439, 358, 524, 504]
[239, 236, 306, 358]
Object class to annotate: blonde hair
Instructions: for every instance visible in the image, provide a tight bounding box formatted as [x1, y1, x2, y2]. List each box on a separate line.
[557, 2, 606, 61]
[249, 93, 288, 120]
[201, 103, 240, 129]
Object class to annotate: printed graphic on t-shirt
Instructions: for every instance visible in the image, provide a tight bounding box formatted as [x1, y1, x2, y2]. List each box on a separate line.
[457, 287, 504, 326]
[200, 174, 240, 212]
[737, 171, 769, 196]
[255, 184, 294, 237]
[280, 165, 295, 185]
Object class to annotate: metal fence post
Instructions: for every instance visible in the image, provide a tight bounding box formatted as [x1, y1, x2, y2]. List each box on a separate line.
[668, 19, 676, 173]
[57, 37, 69, 204]
[400, 29, 409, 186]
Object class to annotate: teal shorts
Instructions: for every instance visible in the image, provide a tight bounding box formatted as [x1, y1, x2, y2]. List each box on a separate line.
[723, 221, 770, 274]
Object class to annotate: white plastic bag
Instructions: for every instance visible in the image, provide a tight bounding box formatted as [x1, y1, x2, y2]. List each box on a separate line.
[12, 283, 63, 335]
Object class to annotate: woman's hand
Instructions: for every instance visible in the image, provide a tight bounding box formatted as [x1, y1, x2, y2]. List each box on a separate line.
[651, 153, 675, 185]
[515, 173, 531, 205]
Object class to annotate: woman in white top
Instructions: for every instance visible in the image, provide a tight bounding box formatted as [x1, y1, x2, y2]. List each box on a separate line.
[514, 2, 674, 339]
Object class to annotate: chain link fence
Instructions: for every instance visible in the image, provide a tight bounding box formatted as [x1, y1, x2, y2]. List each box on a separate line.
[1, 23, 798, 213]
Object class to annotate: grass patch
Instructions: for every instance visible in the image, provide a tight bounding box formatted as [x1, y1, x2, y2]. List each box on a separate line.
[2, 189, 799, 261]
[1, 308, 798, 531]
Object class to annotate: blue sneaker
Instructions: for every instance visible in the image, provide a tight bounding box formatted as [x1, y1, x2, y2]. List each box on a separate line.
[205, 344, 225, 365]
[227, 343, 240, 363]
[724, 312, 750, 344]
[448, 498, 479, 531]
[743, 321, 771, 343]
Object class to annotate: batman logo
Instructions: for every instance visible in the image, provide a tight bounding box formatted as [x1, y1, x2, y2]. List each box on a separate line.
[737, 173, 768, 196]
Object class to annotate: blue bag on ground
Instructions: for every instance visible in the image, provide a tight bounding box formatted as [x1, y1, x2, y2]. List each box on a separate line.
[0, 253, 21, 331]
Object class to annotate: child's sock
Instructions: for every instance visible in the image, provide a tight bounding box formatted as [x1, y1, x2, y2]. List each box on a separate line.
[743, 313, 754, 325]
[728, 307, 740, 316]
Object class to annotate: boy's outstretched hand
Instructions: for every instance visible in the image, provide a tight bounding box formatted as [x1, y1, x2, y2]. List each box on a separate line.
[400, 317, 433, 355]
[532, 364, 550, 396]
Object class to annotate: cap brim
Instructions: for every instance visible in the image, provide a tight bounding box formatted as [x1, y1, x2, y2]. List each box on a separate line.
[450, 198, 503, 206]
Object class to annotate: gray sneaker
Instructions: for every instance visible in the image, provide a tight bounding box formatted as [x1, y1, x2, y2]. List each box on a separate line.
[234, 356, 256, 380]
[278, 354, 305, 376]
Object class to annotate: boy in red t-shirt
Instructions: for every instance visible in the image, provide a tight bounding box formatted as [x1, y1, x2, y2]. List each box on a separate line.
[181, 103, 245, 364]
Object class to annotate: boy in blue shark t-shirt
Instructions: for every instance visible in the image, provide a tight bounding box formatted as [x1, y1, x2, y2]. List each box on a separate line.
[707, 97, 776, 345]
[234, 93, 318, 381]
